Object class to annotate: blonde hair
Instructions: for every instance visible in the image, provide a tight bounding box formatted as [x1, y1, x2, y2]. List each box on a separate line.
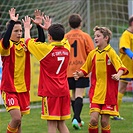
[93, 26, 112, 43]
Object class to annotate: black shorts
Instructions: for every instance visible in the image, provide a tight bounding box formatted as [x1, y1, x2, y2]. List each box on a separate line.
[68, 77, 89, 90]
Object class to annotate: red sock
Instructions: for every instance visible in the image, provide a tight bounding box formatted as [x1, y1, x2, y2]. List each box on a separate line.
[88, 123, 98, 133]
[7, 124, 18, 133]
[102, 125, 110, 133]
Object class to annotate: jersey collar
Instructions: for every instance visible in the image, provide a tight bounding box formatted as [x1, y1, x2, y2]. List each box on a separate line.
[51, 41, 64, 46]
[96, 44, 111, 52]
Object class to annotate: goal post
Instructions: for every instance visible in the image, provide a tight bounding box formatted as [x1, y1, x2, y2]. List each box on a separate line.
[128, 0, 133, 17]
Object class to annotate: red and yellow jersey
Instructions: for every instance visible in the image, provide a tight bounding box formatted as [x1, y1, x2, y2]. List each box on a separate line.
[26, 38, 70, 97]
[119, 30, 133, 78]
[65, 29, 94, 77]
[0, 38, 30, 93]
[81, 44, 128, 105]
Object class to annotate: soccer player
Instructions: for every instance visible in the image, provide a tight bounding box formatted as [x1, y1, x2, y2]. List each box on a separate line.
[23, 16, 70, 133]
[111, 15, 133, 120]
[0, 8, 44, 133]
[73, 26, 128, 133]
[65, 13, 94, 129]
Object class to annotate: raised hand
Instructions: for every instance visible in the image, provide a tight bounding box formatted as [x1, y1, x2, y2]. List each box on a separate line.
[22, 16, 32, 41]
[9, 8, 19, 21]
[31, 9, 44, 25]
[39, 15, 52, 30]
[22, 15, 32, 30]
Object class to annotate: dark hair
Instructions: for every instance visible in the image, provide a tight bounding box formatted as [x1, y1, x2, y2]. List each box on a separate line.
[6, 20, 22, 29]
[48, 23, 65, 41]
[129, 16, 133, 26]
[69, 13, 82, 28]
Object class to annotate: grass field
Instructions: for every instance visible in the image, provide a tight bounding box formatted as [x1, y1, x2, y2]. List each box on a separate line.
[0, 101, 133, 133]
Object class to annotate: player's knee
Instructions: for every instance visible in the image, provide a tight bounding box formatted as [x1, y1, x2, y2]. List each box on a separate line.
[101, 119, 108, 128]
[12, 116, 22, 126]
[90, 117, 98, 126]
[119, 82, 128, 93]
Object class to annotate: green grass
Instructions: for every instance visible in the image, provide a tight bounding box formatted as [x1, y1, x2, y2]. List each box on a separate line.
[0, 102, 133, 133]
[124, 91, 133, 97]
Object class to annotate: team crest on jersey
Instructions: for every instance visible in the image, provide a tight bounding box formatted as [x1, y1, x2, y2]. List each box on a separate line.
[107, 59, 111, 65]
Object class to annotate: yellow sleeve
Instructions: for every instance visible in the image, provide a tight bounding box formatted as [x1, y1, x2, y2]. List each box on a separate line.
[0, 39, 13, 56]
[110, 49, 127, 72]
[62, 38, 70, 52]
[27, 39, 53, 61]
[119, 31, 131, 53]
[80, 51, 93, 75]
